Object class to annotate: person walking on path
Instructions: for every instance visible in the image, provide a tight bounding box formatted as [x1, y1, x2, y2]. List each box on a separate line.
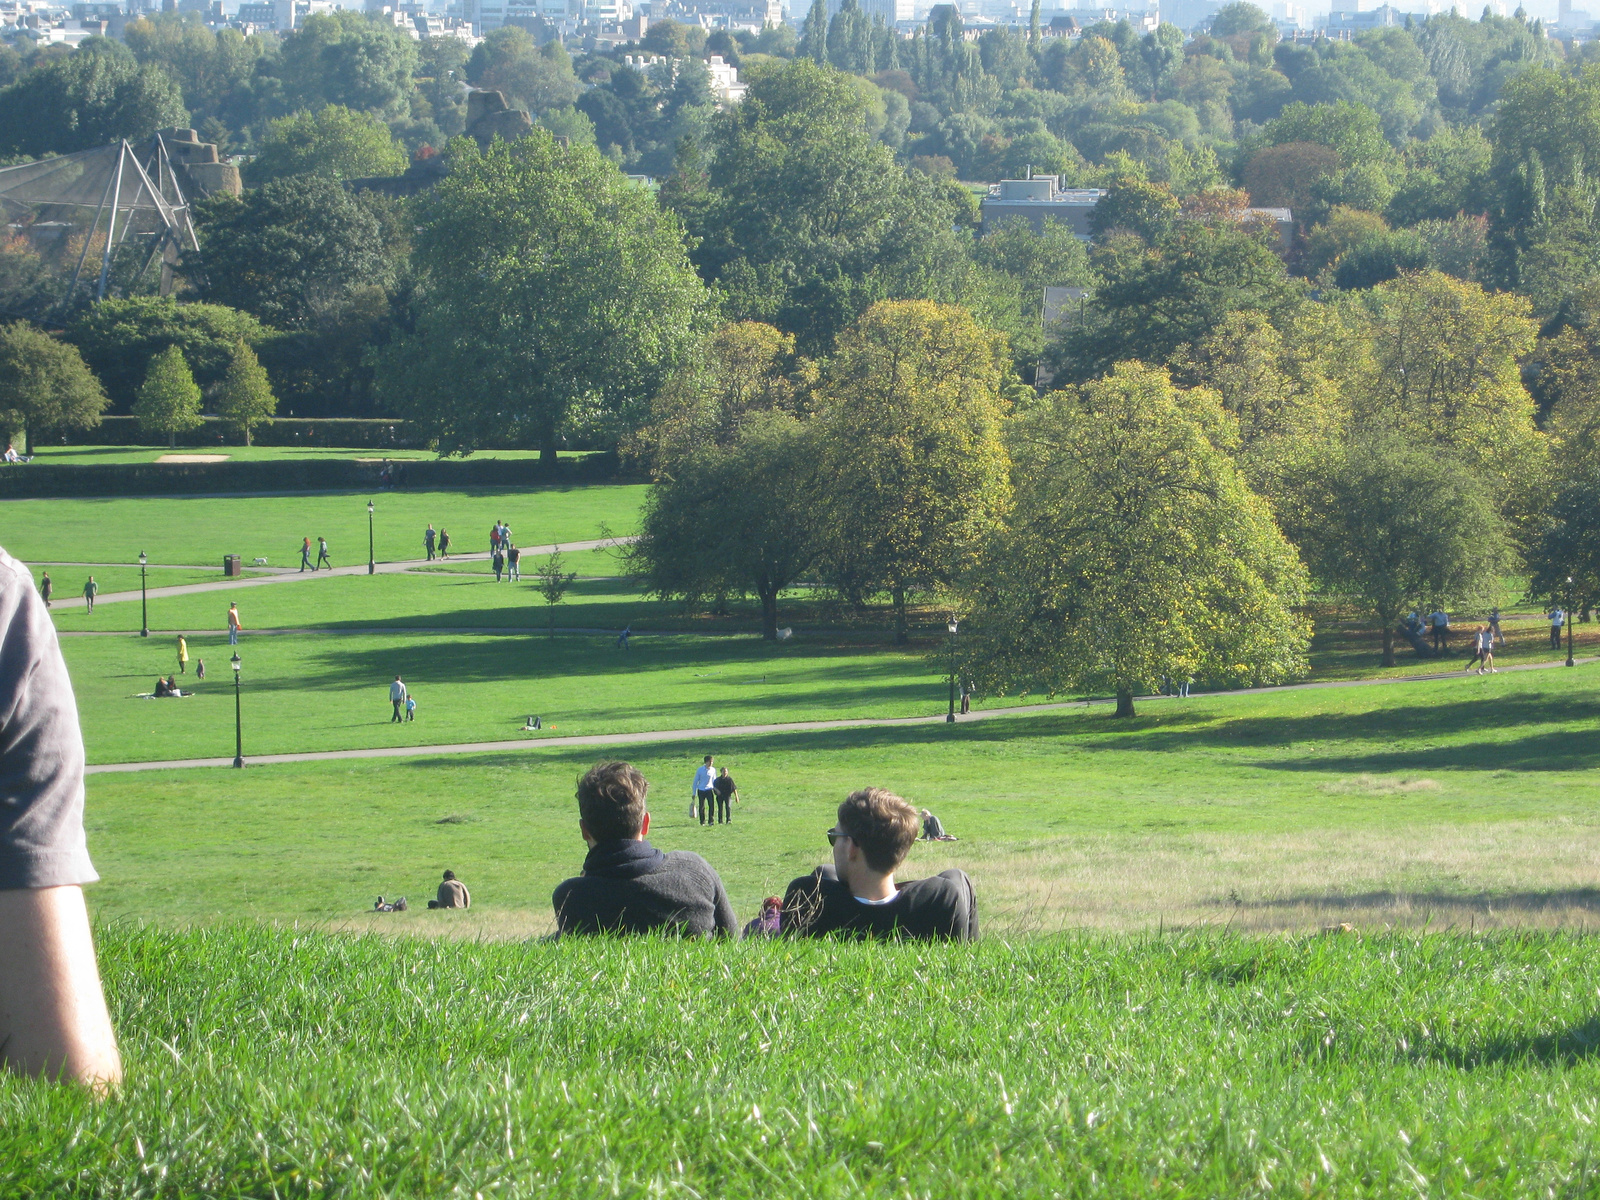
[712, 766, 738, 825]
[492, 549, 504, 582]
[81, 575, 95, 613]
[1430, 608, 1449, 652]
[438, 529, 451, 559]
[617, 624, 631, 651]
[1476, 625, 1498, 674]
[176, 635, 189, 675]
[424, 525, 436, 561]
[507, 544, 521, 582]
[693, 755, 717, 826]
[389, 675, 407, 723]
[300, 537, 312, 572]
[1489, 608, 1505, 648]
[38, 571, 50, 608]
[316, 537, 331, 571]
[227, 602, 241, 646]
[1549, 605, 1565, 650]
[489, 525, 501, 555]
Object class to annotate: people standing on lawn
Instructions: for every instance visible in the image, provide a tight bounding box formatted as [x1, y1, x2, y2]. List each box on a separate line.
[1489, 608, 1505, 648]
[617, 624, 631, 651]
[1430, 607, 1450, 651]
[507, 543, 521, 582]
[81, 576, 96, 614]
[693, 755, 717, 826]
[492, 548, 504, 582]
[712, 766, 738, 824]
[195, 659, 206, 680]
[316, 537, 331, 571]
[300, 537, 312, 572]
[489, 524, 501, 555]
[389, 675, 407, 723]
[424, 524, 436, 561]
[438, 529, 451, 559]
[1549, 605, 1565, 650]
[37, 571, 50, 607]
[405, 694, 416, 722]
[227, 602, 241, 645]
[177, 635, 188, 675]
[552, 761, 738, 936]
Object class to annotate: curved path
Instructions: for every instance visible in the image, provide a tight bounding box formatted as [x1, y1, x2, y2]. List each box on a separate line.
[83, 654, 1596, 774]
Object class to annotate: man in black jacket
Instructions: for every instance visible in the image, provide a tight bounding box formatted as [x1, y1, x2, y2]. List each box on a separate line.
[782, 787, 977, 941]
[552, 761, 738, 937]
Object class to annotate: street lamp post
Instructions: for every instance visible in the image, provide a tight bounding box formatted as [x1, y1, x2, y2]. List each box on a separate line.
[367, 499, 376, 575]
[231, 651, 243, 768]
[946, 618, 959, 723]
[1567, 576, 1577, 668]
[138, 550, 149, 637]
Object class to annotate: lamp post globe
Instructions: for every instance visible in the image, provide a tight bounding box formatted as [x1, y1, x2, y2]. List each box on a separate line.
[138, 550, 149, 637]
[367, 500, 376, 575]
[231, 651, 243, 769]
[946, 619, 959, 724]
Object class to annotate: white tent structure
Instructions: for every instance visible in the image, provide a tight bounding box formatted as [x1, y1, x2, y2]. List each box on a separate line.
[0, 136, 199, 316]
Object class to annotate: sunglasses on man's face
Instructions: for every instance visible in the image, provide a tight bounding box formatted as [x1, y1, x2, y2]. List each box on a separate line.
[826, 828, 851, 847]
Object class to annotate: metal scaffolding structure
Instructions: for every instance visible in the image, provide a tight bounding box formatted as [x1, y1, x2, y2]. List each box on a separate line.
[0, 136, 199, 317]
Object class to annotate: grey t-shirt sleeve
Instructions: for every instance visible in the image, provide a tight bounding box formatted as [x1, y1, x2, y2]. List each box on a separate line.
[0, 549, 97, 889]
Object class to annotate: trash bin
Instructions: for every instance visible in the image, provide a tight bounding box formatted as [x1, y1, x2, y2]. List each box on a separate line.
[224, 554, 241, 577]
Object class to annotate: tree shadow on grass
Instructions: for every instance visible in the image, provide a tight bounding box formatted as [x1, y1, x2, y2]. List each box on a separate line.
[1427, 1016, 1600, 1068]
[1230, 887, 1600, 918]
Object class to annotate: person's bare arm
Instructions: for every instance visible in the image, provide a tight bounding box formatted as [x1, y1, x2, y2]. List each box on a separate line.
[0, 885, 121, 1088]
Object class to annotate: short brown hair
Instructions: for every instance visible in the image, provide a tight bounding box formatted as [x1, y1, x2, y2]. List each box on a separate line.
[837, 788, 920, 873]
[576, 761, 649, 842]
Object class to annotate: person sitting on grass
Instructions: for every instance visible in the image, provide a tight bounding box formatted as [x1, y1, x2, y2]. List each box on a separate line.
[743, 896, 782, 939]
[782, 788, 978, 941]
[552, 760, 738, 937]
[428, 869, 470, 909]
[919, 808, 958, 841]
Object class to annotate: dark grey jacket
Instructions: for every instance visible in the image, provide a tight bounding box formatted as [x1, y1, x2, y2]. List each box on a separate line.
[553, 839, 738, 937]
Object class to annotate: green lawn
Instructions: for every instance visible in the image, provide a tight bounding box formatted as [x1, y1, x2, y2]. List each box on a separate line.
[28, 564, 231, 599]
[0, 483, 644, 567]
[5, 926, 1600, 1195]
[24, 444, 596, 465]
[79, 665, 1600, 930]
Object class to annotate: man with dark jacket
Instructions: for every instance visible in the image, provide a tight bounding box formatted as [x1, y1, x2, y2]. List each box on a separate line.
[782, 787, 977, 941]
[553, 761, 738, 937]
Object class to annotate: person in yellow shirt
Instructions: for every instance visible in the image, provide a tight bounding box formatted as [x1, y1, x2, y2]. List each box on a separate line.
[177, 635, 189, 675]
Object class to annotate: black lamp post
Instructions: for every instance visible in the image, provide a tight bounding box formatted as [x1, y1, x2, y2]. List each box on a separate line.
[231, 651, 243, 768]
[946, 618, 959, 723]
[367, 499, 376, 575]
[138, 550, 149, 637]
[1567, 576, 1577, 668]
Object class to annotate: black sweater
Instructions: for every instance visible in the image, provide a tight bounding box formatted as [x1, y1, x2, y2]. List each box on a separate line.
[552, 838, 738, 937]
[781, 865, 978, 941]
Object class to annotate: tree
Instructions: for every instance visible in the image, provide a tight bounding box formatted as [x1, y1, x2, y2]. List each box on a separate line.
[1294, 433, 1511, 666]
[1210, 1, 1276, 37]
[957, 362, 1311, 717]
[815, 301, 1012, 644]
[278, 11, 418, 116]
[194, 176, 396, 330]
[378, 132, 706, 460]
[0, 322, 110, 454]
[214, 339, 276, 446]
[123, 13, 267, 126]
[466, 27, 580, 115]
[67, 296, 266, 411]
[133, 345, 202, 449]
[532, 546, 579, 637]
[246, 106, 407, 184]
[632, 413, 824, 640]
[0, 41, 187, 158]
[627, 321, 804, 474]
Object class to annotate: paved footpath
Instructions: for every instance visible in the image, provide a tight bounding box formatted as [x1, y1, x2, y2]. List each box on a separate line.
[83, 655, 1596, 775]
[48, 539, 625, 610]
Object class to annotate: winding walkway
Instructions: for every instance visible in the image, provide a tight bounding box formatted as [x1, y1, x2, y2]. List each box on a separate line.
[82, 654, 1596, 775]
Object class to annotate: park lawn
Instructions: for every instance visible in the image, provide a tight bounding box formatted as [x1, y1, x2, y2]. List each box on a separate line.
[24, 563, 231, 598]
[61, 626, 987, 764]
[1305, 610, 1600, 681]
[24, 445, 596, 465]
[6, 927, 1600, 1197]
[78, 664, 1600, 929]
[0, 483, 645, 567]
[404, 545, 630, 577]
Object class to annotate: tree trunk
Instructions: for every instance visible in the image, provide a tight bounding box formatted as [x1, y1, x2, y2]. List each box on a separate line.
[892, 586, 908, 645]
[759, 586, 778, 641]
[23, 425, 32, 457]
[540, 420, 558, 464]
[169, 430, 176, 450]
[1114, 689, 1135, 718]
[245, 426, 253, 448]
[1381, 625, 1396, 668]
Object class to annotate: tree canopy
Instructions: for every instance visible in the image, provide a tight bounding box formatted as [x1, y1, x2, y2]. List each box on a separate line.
[0, 322, 109, 454]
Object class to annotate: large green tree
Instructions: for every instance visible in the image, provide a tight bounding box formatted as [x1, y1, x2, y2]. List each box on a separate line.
[246, 106, 407, 184]
[815, 300, 1013, 643]
[378, 132, 705, 459]
[277, 12, 417, 116]
[133, 344, 203, 449]
[632, 413, 824, 640]
[214, 339, 276, 446]
[0, 40, 186, 158]
[67, 296, 266, 411]
[0, 322, 110, 454]
[958, 362, 1310, 717]
[466, 28, 580, 116]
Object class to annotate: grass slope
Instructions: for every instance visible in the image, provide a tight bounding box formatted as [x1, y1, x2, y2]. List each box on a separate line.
[80, 666, 1600, 931]
[4, 925, 1600, 1196]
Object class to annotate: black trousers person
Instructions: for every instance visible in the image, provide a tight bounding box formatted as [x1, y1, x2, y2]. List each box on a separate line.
[715, 791, 732, 824]
[391, 699, 404, 723]
[697, 789, 716, 826]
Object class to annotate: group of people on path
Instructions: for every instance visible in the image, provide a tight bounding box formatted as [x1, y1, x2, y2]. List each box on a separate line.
[37, 573, 97, 612]
[298, 537, 331, 572]
[691, 755, 738, 825]
[553, 760, 976, 940]
[488, 520, 521, 582]
[423, 524, 451, 560]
